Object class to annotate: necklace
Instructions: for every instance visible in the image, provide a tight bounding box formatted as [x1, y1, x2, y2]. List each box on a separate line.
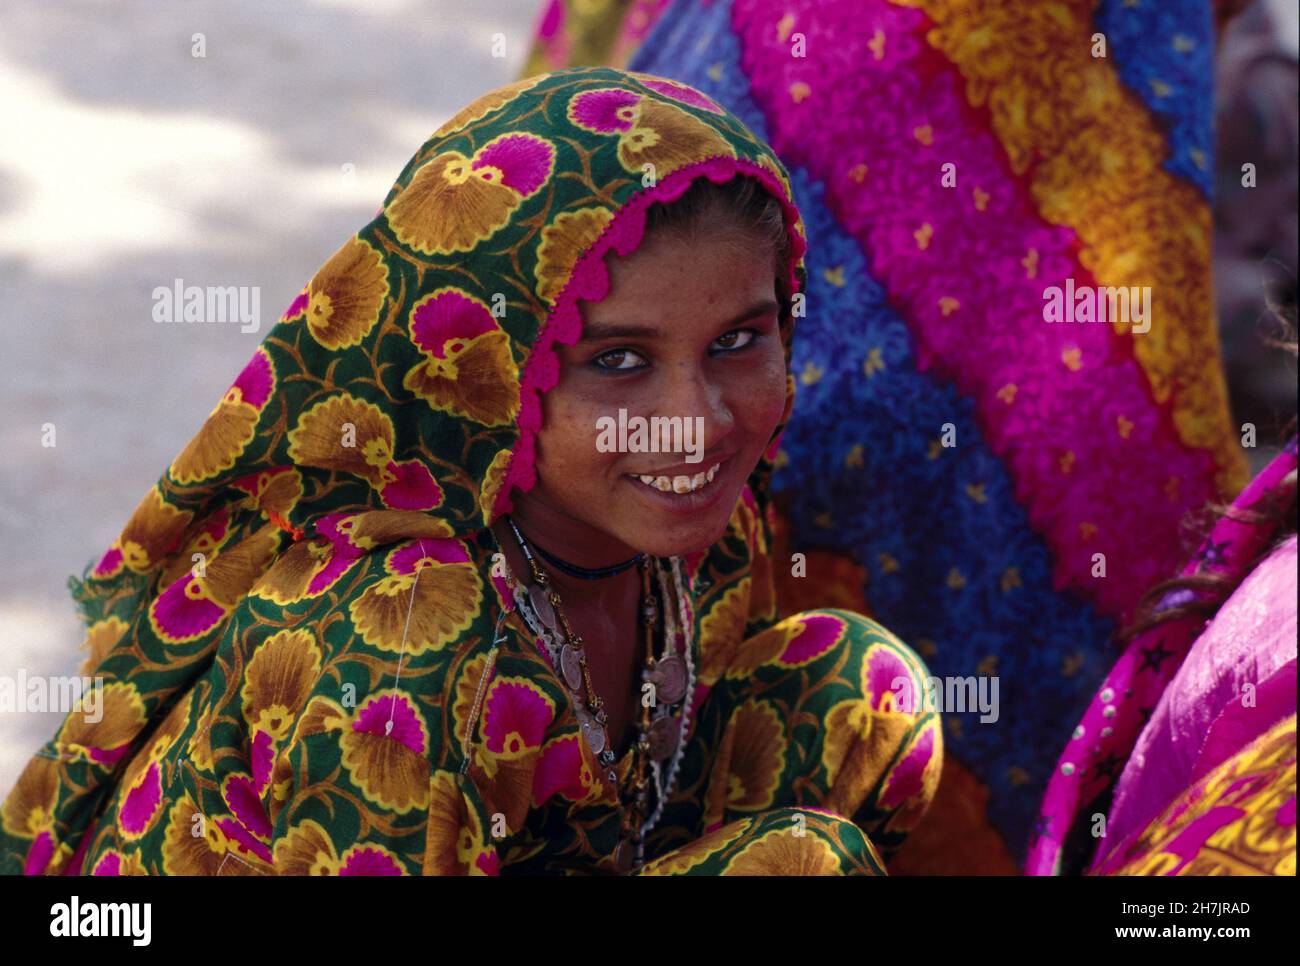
[530, 539, 644, 580]
[501, 515, 693, 873]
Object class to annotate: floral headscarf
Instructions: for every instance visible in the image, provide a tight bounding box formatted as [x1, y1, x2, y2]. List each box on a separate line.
[1, 66, 807, 874]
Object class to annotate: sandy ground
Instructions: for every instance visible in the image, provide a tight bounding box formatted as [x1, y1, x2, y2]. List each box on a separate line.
[0, 0, 539, 794]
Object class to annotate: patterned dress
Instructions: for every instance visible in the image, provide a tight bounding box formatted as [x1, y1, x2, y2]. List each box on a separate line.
[0, 67, 941, 876]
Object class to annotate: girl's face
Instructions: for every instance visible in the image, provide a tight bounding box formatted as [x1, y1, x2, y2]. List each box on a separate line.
[510, 226, 788, 563]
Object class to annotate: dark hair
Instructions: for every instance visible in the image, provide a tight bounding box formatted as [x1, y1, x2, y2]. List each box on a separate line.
[642, 175, 794, 318]
[1115, 310, 1298, 647]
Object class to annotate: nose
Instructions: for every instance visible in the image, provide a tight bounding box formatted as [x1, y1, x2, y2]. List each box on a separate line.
[657, 360, 735, 454]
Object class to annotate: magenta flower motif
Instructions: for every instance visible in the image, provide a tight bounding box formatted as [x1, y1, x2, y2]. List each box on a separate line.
[24, 830, 56, 875]
[879, 727, 936, 810]
[353, 692, 427, 755]
[88, 743, 132, 767]
[300, 511, 369, 593]
[119, 762, 163, 836]
[280, 288, 309, 321]
[149, 573, 226, 643]
[481, 678, 552, 755]
[250, 729, 275, 793]
[534, 735, 592, 803]
[91, 851, 123, 875]
[864, 644, 919, 712]
[214, 816, 272, 864]
[231, 346, 274, 409]
[779, 613, 845, 667]
[390, 536, 471, 573]
[93, 545, 124, 578]
[569, 88, 640, 133]
[410, 289, 497, 360]
[380, 460, 443, 511]
[472, 133, 555, 197]
[340, 846, 404, 875]
[222, 773, 272, 841]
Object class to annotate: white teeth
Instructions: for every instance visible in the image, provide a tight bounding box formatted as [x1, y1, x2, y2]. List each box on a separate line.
[631, 461, 722, 495]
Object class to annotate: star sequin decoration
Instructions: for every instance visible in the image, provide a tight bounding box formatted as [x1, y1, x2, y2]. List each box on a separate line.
[1139, 640, 1175, 673]
[1198, 537, 1231, 568]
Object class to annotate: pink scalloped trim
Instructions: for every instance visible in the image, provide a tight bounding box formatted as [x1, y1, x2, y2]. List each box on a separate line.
[490, 155, 807, 521]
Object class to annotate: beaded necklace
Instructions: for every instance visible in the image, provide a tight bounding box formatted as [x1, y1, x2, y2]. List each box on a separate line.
[500, 516, 693, 873]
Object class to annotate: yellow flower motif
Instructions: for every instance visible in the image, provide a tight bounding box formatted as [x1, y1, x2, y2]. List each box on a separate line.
[639, 821, 746, 875]
[302, 236, 389, 350]
[81, 616, 129, 676]
[697, 578, 752, 686]
[704, 700, 787, 824]
[115, 487, 194, 574]
[534, 206, 614, 304]
[241, 629, 323, 741]
[722, 826, 844, 875]
[385, 133, 555, 255]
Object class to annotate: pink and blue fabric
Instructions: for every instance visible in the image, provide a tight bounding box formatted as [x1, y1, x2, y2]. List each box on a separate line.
[540, 0, 1255, 861]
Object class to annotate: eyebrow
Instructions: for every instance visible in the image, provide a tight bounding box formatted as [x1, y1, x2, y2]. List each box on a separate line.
[576, 298, 781, 344]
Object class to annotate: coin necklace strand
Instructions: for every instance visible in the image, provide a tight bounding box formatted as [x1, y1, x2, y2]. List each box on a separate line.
[503, 516, 692, 873]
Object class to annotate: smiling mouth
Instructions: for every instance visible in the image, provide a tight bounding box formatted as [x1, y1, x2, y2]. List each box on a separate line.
[625, 461, 721, 495]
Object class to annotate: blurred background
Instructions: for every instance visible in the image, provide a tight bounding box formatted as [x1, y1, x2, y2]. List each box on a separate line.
[0, 0, 1295, 794]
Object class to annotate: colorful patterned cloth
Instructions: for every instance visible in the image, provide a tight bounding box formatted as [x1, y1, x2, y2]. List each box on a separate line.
[1089, 712, 1296, 877]
[1029, 435, 1297, 875]
[523, 0, 1251, 865]
[1105, 535, 1296, 849]
[0, 67, 941, 876]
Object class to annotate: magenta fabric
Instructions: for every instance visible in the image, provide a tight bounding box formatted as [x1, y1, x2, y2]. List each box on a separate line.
[1027, 435, 1298, 875]
[1104, 534, 1297, 848]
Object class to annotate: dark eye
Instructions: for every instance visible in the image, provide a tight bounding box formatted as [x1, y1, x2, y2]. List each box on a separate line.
[713, 328, 759, 352]
[592, 348, 648, 372]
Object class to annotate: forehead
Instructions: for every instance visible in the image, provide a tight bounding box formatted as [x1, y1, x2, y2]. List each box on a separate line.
[591, 230, 779, 316]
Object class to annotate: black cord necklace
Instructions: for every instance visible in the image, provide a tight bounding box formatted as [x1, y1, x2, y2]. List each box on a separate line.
[506, 516, 643, 580]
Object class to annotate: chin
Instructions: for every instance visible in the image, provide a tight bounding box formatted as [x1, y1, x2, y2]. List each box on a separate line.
[627, 506, 736, 560]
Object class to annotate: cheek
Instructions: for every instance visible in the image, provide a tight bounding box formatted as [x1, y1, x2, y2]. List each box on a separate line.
[535, 394, 606, 475]
[733, 346, 789, 431]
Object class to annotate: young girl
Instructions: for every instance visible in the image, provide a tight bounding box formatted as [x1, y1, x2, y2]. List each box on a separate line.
[1, 67, 941, 876]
